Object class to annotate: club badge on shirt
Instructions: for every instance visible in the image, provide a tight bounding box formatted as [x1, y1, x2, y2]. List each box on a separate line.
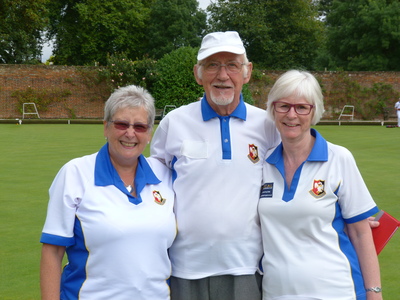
[248, 144, 260, 163]
[153, 190, 166, 205]
[309, 179, 326, 198]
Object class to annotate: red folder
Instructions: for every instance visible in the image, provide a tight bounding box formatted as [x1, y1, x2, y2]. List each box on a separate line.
[372, 210, 400, 255]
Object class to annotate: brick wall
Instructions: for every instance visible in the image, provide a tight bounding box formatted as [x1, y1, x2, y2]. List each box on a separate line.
[250, 70, 400, 119]
[1, 65, 399, 120]
[251, 70, 400, 105]
[0, 64, 109, 119]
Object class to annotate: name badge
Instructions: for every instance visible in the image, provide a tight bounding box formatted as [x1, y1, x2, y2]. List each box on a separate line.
[260, 182, 273, 198]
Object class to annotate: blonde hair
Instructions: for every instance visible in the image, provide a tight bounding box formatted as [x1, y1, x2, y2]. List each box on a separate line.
[266, 70, 325, 125]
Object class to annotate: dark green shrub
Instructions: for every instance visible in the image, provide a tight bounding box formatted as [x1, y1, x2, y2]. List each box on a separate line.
[242, 84, 254, 105]
[153, 46, 255, 109]
[152, 47, 203, 109]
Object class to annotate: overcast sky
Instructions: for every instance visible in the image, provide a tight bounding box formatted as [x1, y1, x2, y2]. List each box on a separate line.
[41, 0, 213, 62]
[198, 0, 211, 10]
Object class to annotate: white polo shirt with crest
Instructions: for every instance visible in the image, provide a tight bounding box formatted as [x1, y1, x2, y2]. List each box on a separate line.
[151, 96, 280, 279]
[259, 129, 378, 300]
[41, 145, 176, 300]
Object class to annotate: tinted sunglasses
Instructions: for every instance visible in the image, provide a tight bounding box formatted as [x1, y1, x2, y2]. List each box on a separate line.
[110, 120, 150, 133]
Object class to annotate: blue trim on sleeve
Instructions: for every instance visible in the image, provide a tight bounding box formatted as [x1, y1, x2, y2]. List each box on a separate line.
[345, 206, 379, 224]
[94, 143, 160, 205]
[40, 233, 75, 246]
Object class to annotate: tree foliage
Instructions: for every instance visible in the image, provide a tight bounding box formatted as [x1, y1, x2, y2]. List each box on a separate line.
[207, 0, 324, 70]
[0, 0, 49, 64]
[46, 0, 207, 65]
[152, 47, 204, 108]
[317, 0, 333, 19]
[146, 0, 207, 59]
[46, 0, 152, 65]
[325, 0, 400, 71]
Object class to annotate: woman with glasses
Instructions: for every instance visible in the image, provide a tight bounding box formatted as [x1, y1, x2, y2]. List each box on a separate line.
[258, 70, 382, 300]
[40, 85, 176, 300]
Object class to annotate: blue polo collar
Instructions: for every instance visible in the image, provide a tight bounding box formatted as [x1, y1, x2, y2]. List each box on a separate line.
[266, 128, 328, 164]
[266, 129, 328, 202]
[201, 94, 247, 121]
[94, 143, 161, 205]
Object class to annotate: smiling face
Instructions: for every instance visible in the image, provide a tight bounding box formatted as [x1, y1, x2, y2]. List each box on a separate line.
[194, 52, 252, 116]
[104, 106, 151, 168]
[274, 95, 314, 142]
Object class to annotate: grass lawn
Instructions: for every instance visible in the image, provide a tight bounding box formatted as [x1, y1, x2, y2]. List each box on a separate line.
[315, 125, 400, 298]
[0, 124, 399, 299]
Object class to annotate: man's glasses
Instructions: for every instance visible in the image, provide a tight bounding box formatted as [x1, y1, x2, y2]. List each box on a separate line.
[202, 61, 245, 74]
[110, 120, 150, 132]
[272, 101, 314, 115]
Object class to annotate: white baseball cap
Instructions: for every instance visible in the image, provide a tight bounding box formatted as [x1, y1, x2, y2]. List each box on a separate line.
[197, 31, 246, 61]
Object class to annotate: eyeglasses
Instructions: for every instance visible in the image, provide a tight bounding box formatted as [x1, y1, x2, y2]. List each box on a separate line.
[109, 120, 150, 132]
[272, 101, 314, 115]
[201, 61, 245, 74]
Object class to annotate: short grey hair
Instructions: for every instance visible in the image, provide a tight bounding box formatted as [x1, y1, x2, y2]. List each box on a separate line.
[196, 53, 250, 80]
[103, 85, 156, 130]
[266, 70, 325, 125]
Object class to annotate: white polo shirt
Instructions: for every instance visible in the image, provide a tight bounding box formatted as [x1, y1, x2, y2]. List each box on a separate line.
[151, 96, 280, 279]
[41, 144, 176, 300]
[259, 129, 378, 300]
[395, 101, 400, 117]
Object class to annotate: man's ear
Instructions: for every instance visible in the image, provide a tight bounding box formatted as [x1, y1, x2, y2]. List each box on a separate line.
[193, 65, 203, 85]
[243, 62, 253, 84]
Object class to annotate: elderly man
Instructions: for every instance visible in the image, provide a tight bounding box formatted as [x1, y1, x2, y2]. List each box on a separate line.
[151, 31, 280, 300]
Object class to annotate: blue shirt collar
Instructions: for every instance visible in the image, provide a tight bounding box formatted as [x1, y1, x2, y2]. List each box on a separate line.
[94, 143, 161, 204]
[266, 128, 328, 164]
[201, 94, 247, 121]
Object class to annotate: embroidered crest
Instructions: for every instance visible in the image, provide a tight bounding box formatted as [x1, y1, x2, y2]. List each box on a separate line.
[247, 144, 260, 163]
[153, 190, 166, 205]
[309, 179, 326, 198]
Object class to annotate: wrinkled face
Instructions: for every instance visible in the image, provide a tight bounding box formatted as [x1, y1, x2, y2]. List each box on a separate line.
[273, 95, 314, 142]
[104, 106, 151, 166]
[194, 52, 252, 115]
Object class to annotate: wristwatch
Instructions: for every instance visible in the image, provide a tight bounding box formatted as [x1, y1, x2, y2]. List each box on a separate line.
[366, 287, 382, 293]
